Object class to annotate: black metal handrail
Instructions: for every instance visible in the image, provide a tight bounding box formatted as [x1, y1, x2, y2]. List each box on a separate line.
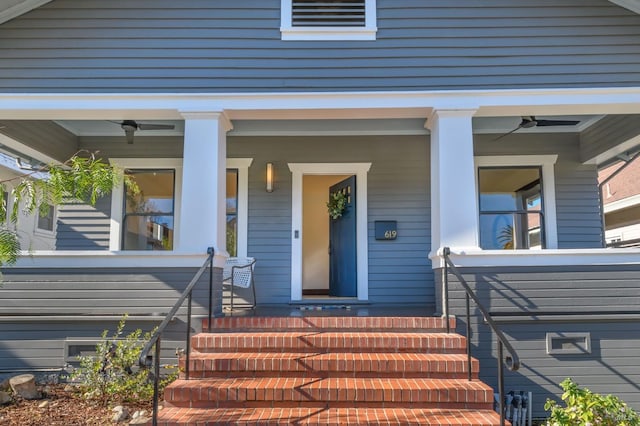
[441, 247, 520, 426]
[138, 247, 215, 426]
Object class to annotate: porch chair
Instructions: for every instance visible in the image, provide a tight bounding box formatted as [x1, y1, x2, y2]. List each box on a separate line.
[222, 257, 257, 310]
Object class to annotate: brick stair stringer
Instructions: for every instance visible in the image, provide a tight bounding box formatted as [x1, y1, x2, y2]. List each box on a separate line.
[158, 316, 505, 425]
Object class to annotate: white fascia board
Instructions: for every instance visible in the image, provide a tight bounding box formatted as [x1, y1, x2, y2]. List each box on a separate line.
[0, 0, 52, 24]
[429, 248, 640, 268]
[11, 250, 227, 268]
[2, 87, 640, 120]
[609, 0, 640, 14]
[604, 193, 640, 213]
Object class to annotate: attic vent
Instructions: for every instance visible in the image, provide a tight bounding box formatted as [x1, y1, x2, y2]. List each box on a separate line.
[292, 0, 366, 27]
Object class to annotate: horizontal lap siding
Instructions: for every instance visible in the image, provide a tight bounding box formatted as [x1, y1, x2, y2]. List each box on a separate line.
[580, 115, 640, 163]
[0, 267, 219, 370]
[55, 196, 112, 250]
[1, 0, 640, 92]
[228, 135, 432, 305]
[438, 265, 640, 417]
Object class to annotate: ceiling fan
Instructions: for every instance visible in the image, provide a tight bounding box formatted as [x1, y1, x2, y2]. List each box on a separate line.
[112, 120, 175, 144]
[495, 116, 580, 141]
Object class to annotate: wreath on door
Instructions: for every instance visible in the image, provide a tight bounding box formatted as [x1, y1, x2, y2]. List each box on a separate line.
[327, 191, 347, 220]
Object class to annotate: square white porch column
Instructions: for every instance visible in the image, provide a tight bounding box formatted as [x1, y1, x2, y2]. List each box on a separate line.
[429, 109, 480, 253]
[177, 111, 232, 256]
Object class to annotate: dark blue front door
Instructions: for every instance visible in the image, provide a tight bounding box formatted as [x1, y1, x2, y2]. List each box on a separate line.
[329, 175, 357, 297]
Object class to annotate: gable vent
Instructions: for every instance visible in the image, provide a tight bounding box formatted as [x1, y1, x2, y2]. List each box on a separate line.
[292, 0, 366, 27]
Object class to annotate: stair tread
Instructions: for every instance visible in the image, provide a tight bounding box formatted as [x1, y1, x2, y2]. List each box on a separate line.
[157, 407, 503, 425]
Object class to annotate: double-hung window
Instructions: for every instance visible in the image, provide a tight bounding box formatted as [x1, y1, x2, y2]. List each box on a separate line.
[281, 0, 377, 40]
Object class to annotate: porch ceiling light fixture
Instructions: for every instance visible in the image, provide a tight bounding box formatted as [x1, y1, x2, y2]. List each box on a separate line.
[266, 162, 274, 193]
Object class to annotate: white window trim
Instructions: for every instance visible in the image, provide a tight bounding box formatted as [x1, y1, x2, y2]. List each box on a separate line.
[227, 158, 253, 258]
[288, 162, 371, 302]
[280, 0, 377, 41]
[475, 155, 559, 250]
[109, 158, 184, 252]
[109, 158, 252, 255]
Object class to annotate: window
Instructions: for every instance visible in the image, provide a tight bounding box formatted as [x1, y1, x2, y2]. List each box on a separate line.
[281, 0, 377, 40]
[478, 167, 544, 250]
[475, 155, 559, 250]
[226, 169, 239, 256]
[37, 204, 55, 232]
[122, 169, 175, 250]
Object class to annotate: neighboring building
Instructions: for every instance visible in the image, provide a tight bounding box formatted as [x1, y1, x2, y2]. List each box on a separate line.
[0, 152, 56, 251]
[1, 0, 640, 418]
[600, 157, 640, 247]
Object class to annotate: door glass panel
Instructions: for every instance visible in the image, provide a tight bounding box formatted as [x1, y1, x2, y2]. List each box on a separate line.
[478, 167, 544, 250]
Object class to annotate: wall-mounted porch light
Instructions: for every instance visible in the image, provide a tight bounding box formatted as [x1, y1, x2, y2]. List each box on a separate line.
[266, 162, 274, 193]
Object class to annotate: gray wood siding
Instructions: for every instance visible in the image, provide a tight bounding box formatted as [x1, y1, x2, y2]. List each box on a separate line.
[0, 266, 219, 370]
[55, 195, 111, 250]
[1, 0, 640, 92]
[228, 135, 433, 305]
[475, 133, 603, 248]
[580, 115, 640, 163]
[438, 265, 640, 417]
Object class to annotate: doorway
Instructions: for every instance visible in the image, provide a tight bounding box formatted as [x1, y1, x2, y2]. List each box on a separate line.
[301, 174, 353, 297]
[289, 163, 371, 302]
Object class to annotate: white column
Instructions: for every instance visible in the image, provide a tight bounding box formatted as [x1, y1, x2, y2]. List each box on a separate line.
[429, 109, 480, 253]
[177, 111, 232, 256]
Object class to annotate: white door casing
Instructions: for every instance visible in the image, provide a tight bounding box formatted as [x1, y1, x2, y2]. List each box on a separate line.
[288, 163, 371, 301]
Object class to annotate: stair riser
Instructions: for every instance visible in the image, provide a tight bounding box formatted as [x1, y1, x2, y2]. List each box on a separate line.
[166, 400, 495, 411]
[192, 336, 466, 353]
[203, 316, 455, 332]
[180, 359, 479, 379]
[165, 387, 493, 407]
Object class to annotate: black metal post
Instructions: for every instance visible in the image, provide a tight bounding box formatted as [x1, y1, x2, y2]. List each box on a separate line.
[207, 247, 214, 332]
[466, 292, 472, 381]
[443, 247, 450, 334]
[498, 341, 505, 426]
[186, 292, 192, 380]
[152, 335, 161, 426]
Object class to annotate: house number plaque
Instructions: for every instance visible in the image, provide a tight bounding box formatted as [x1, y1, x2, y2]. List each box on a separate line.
[375, 221, 398, 240]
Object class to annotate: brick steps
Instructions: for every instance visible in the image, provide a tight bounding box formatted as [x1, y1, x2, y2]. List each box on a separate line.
[192, 332, 466, 353]
[159, 316, 503, 425]
[157, 407, 504, 425]
[166, 377, 494, 409]
[182, 352, 479, 379]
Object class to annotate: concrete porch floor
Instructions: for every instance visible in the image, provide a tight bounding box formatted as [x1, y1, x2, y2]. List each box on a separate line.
[221, 303, 437, 318]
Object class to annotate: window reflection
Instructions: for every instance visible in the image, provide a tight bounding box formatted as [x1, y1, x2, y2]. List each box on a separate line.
[478, 167, 544, 250]
[123, 169, 175, 250]
[226, 169, 238, 256]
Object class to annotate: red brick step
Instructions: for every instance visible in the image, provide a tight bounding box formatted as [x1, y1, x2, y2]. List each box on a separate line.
[192, 331, 467, 353]
[157, 407, 504, 425]
[182, 352, 479, 379]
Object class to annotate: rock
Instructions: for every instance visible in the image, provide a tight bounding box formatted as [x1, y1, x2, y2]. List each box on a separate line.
[132, 410, 147, 420]
[63, 384, 75, 392]
[0, 378, 9, 391]
[38, 400, 50, 409]
[0, 391, 11, 405]
[9, 374, 41, 400]
[129, 416, 150, 425]
[112, 405, 129, 423]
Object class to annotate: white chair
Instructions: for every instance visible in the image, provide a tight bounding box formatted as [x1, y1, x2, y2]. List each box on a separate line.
[222, 257, 257, 310]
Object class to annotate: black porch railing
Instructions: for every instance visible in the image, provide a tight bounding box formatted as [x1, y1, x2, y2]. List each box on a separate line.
[138, 247, 215, 426]
[441, 247, 520, 426]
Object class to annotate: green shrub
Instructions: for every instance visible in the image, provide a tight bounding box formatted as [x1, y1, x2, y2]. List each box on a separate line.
[544, 378, 640, 426]
[70, 315, 178, 404]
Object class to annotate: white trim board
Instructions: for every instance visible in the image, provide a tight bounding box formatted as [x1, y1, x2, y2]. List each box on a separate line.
[227, 158, 253, 257]
[603, 193, 640, 213]
[288, 162, 371, 302]
[0, 0, 52, 25]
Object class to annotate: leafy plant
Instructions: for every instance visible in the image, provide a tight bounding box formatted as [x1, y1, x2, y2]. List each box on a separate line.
[70, 315, 177, 405]
[544, 378, 640, 426]
[497, 224, 514, 250]
[0, 151, 133, 267]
